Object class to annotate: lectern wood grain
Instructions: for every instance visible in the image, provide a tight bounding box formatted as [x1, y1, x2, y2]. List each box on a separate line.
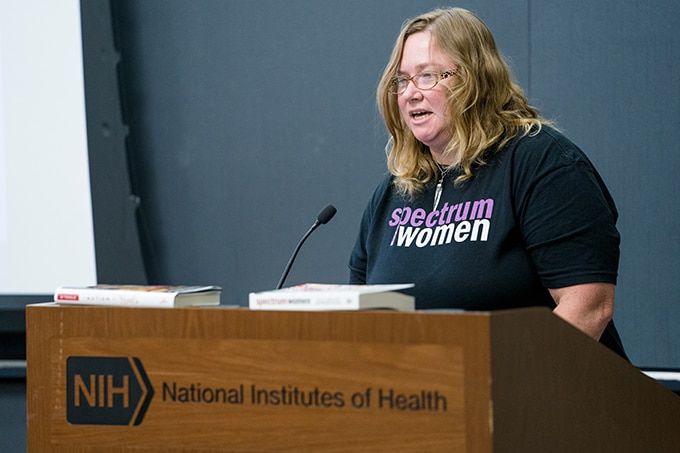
[27, 305, 493, 452]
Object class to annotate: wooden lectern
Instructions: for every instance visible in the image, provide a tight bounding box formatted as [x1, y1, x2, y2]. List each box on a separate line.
[26, 304, 680, 452]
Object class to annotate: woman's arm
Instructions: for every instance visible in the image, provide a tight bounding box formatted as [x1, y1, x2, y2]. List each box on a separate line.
[549, 282, 615, 340]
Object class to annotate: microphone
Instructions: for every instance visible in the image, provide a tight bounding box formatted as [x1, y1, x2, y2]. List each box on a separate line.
[276, 204, 337, 289]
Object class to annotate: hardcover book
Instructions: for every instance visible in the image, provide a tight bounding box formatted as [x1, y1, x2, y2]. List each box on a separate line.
[54, 285, 221, 308]
[249, 283, 414, 312]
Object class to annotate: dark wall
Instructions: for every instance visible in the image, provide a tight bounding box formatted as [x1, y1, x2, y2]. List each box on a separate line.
[527, 2, 680, 368]
[108, 0, 679, 368]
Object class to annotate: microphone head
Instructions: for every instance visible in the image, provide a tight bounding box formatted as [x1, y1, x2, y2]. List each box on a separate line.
[316, 204, 337, 224]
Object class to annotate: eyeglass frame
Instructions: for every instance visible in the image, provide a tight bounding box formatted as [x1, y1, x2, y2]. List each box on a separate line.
[388, 69, 458, 95]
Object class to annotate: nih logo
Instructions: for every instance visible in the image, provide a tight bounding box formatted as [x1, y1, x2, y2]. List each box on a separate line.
[66, 356, 154, 426]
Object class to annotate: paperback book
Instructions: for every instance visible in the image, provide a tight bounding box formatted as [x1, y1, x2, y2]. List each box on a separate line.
[54, 285, 222, 308]
[249, 283, 414, 312]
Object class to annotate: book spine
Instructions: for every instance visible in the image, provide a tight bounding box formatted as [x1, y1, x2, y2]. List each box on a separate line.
[249, 293, 359, 311]
[54, 288, 177, 307]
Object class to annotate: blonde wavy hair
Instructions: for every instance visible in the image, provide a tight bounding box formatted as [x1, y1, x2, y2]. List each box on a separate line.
[378, 7, 548, 197]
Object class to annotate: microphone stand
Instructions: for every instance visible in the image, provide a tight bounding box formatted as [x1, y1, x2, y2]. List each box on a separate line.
[276, 220, 321, 290]
[276, 204, 337, 289]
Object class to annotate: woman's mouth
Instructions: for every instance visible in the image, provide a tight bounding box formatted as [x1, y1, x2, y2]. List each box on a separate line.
[411, 110, 432, 119]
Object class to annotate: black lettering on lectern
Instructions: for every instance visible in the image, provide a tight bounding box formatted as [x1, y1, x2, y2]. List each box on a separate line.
[378, 388, 448, 412]
[66, 356, 154, 426]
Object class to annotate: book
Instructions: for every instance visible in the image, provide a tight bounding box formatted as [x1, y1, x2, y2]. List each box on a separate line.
[54, 285, 221, 308]
[248, 283, 415, 312]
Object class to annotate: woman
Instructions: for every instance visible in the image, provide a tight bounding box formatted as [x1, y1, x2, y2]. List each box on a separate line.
[349, 7, 627, 358]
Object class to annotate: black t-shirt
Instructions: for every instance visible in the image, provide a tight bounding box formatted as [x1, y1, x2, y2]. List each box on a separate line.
[349, 127, 627, 358]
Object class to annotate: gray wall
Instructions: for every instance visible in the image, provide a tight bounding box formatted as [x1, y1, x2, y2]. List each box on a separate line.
[528, 2, 680, 368]
[111, 0, 679, 368]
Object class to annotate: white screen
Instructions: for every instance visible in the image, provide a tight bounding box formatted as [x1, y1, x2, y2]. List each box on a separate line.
[0, 0, 97, 294]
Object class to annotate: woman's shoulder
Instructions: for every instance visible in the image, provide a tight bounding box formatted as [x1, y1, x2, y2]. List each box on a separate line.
[370, 173, 395, 197]
[505, 125, 593, 168]
[362, 173, 396, 208]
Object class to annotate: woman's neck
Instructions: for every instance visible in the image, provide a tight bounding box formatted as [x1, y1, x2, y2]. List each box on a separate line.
[431, 147, 458, 167]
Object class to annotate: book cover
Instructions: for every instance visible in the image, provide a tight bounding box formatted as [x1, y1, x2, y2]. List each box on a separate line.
[248, 283, 415, 312]
[54, 284, 222, 308]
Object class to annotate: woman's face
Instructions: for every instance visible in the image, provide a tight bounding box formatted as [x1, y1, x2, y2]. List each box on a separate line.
[397, 31, 456, 162]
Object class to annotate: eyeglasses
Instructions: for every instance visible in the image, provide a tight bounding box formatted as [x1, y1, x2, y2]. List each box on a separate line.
[388, 70, 457, 95]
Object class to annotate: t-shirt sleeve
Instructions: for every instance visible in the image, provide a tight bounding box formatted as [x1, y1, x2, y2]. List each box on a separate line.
[349, 211, 369, 284]
[513, 135, 620, 288]
[348, 176, 392, 284]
